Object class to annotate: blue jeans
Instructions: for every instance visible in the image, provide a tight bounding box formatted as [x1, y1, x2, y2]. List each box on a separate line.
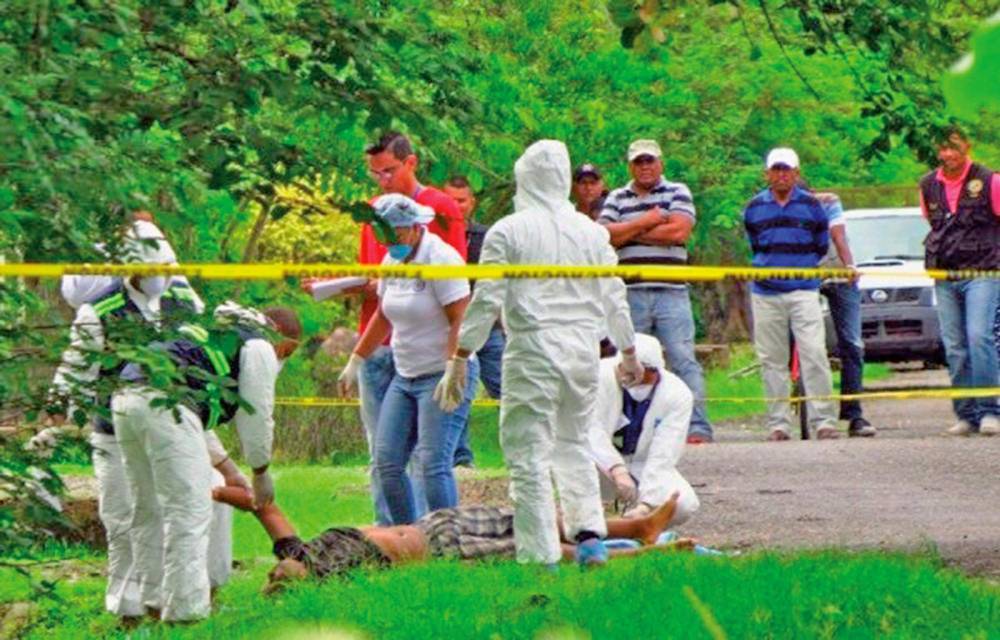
[375, 371, 463, 524]
[822, 282, 864, 421]
[627, 287, 713, 439]
[935, 278, 1000, 426]
[359, 347, 425, 525]
[452, 356, 482, 467]
[455, 325, 505, 465]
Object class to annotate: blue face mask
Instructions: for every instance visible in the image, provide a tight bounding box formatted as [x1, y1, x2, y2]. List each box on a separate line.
[388, 244, 412, 261]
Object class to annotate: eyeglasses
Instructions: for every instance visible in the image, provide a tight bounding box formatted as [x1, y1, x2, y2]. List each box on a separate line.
[368, 164, 403, 182]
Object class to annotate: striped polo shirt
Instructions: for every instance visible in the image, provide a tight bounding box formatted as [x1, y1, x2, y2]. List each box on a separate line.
[742, 185, 829, 295]
[598, 177, 696, 288]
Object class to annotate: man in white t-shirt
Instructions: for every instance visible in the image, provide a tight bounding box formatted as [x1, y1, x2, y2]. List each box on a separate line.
[339, 195, 474, 524]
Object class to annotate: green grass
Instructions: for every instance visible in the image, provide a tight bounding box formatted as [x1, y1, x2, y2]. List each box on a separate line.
[7, 463, 998, 638]
[10, 551, 999, 639]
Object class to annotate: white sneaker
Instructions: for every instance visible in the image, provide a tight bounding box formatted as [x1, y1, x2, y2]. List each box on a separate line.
[945, 420, 974, 436]
[980, 415, 1000, 436]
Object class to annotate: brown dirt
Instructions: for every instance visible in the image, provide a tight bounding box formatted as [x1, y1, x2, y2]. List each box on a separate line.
[680, 367, 1000, 578]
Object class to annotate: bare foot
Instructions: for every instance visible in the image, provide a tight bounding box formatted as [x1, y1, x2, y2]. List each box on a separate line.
[638, 491, 680, 545]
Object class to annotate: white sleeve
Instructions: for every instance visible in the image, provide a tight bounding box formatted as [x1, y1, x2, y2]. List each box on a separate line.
[51, 305, 104, 410]
[457, 224, 507, 354]
[598, 236, 636, 351]
[60, 276, 114, 309]
[588, 362, 627, 475]
[637, 374, 693, 505]
[202, 430, 230, 467]
[431, 245, 470, 307]
[233, 339, 279, 469]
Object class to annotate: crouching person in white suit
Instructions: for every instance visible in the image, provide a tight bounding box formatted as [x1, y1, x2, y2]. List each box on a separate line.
[590, 334, 700, 525]
[111, 303, 301, 622]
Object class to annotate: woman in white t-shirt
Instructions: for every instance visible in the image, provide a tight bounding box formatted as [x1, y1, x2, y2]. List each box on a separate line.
[338, 194, 473, 524]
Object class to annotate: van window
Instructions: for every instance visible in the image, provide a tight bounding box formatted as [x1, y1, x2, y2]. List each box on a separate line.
[846, 215, 928, 264]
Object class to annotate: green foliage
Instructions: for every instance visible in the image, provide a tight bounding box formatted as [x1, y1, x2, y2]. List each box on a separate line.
[8, 544, 1000, 638]
[605, 1, 998, 164]
[944, 16, 1000, 118]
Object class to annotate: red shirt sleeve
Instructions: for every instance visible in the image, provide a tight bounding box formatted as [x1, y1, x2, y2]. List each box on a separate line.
[418, 187, 468, 260]
[991, 174, 1000, 217]
[357, 225, 387, 338]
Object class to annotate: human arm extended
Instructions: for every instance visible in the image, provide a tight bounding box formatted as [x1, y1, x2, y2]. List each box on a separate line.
[234, 340, 280, 506]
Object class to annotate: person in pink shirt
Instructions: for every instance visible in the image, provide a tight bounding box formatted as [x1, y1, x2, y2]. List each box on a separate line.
[918, 127, 1000, 436]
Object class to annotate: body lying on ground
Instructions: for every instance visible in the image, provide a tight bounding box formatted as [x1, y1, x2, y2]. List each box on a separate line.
[212, 487, 687, 593]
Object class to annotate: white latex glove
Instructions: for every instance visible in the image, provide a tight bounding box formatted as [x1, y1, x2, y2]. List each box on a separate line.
[25, 427, 61, 457]
[337, 353, 365, 397]
[252, 470, 275, 509]
[610, 465, 638, 505]
[433, 356, 468, 413]
[617, 349, 645, 388]
[623, 502, 653, 519]
[216, 458, 251, 492]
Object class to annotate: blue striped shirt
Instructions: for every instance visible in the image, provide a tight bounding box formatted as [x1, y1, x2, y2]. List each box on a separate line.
[743, 186, 829, 295]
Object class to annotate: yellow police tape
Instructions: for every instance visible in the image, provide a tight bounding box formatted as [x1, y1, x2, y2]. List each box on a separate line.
[275, 386, 1000, 408]
[2, 262, 1000, 282]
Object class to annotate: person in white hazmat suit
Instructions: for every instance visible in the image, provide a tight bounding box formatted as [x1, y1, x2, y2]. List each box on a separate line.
[435, 140, 645, 566]
[110, 302, 300, 621]
[40, 224, 243, 618]
[590, 334, 700, 524]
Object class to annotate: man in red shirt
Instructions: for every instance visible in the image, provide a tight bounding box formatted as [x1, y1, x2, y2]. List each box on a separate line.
[919, 127, 1000, 436]
[305, 132, 467, 524]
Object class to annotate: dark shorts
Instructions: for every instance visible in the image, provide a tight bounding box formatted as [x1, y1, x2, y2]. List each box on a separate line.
[273, 527, 389, 580]
[414, 506, 516, 560]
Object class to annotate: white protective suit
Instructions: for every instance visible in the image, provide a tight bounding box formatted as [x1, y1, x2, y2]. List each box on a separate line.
[456, 140, 636, 564]
[49, 227, 225, 618]
[60, 220, 204, 310]
[111, 306, 279, 621]
[589, 334, 700, 524]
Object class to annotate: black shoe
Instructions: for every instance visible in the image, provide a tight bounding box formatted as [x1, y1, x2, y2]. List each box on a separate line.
[848, 418, 876, 437]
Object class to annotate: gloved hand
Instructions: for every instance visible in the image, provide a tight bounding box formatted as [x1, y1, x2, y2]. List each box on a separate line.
[610, 465, 638, 505]
[617, 349, 645, 388]
[433, 356, 468, 413]
[623, 502, 653, 519]
[216, 458, 251, 492]
[252, 469, 275, 509]
[25, 427, 61, 457]
[337, 352, 365, 397]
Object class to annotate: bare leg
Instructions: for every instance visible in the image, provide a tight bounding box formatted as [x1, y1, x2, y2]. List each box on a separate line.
[605, 491, 680, 545]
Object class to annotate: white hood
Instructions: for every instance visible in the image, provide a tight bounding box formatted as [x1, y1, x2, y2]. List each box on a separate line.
[513, 140, 576, 217]
[858, 259, 933, 290]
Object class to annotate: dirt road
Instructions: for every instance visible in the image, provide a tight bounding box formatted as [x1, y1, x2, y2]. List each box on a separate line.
[677, 368, 1000, 578]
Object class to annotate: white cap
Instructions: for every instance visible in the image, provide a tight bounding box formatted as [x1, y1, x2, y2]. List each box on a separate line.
[627, 139, 662, 162]
[619, 334, 666, 369]
[765, 147, 799, 169]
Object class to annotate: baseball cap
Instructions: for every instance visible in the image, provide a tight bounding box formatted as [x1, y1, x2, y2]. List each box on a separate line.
[372, 193, 435, 228]
[765, 147, 800, 170]
[627, 139, 662, 162]
[573, 163, 602, 182]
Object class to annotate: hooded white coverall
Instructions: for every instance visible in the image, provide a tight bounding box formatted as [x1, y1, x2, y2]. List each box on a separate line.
[50, 225, 227, 618]
[589, 334, 700, 524]
[456, 140, 636, 564]
[112, 304, 278, 621]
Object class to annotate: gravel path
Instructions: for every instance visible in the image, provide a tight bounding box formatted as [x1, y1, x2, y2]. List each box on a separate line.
[676, 367, 1000, 578]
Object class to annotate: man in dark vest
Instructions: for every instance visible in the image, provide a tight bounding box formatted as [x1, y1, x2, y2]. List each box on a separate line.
[919, 127, 1000, 436]
[111, 303, 300, 621]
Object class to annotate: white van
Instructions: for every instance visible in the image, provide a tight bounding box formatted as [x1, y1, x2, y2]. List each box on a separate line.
[825, 207, 944, 363]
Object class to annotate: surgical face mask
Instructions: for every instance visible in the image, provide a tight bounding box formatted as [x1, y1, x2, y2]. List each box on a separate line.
[625, 383, 654, 402]
[138, 276, 168, 298]
[388, 244, 412, 261]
